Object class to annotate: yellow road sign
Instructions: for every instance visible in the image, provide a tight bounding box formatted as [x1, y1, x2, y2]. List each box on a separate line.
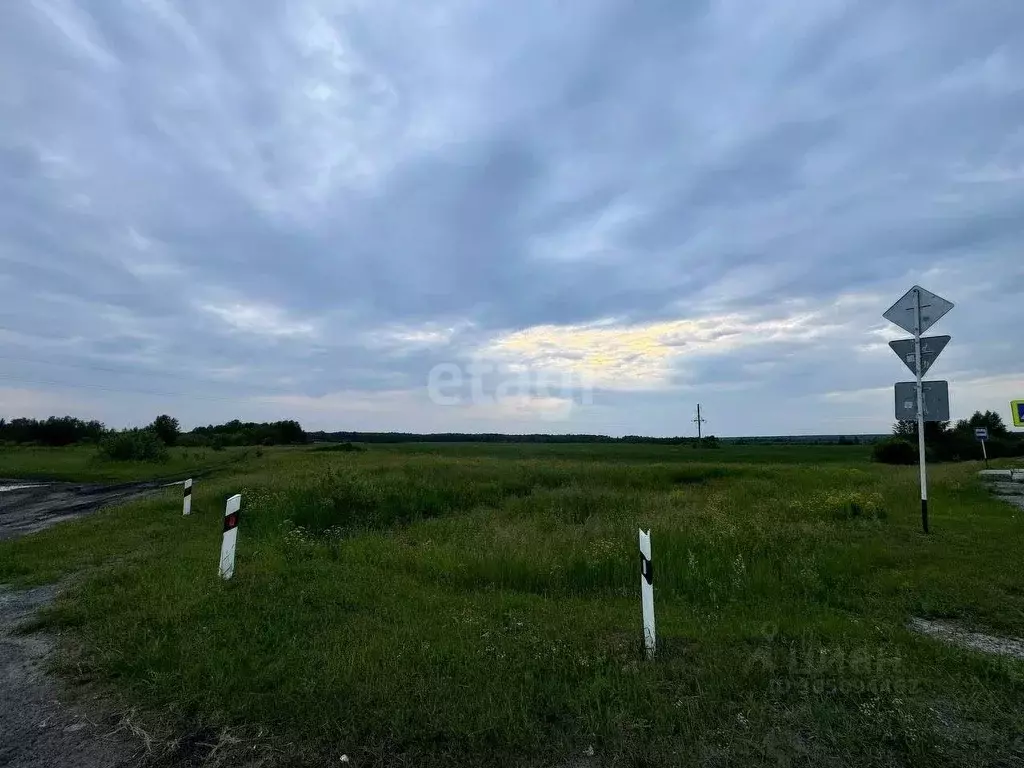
[1012, 400, 1024, 428]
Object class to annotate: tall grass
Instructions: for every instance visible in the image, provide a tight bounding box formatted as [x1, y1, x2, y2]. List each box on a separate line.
[1, 443, 1022, 766]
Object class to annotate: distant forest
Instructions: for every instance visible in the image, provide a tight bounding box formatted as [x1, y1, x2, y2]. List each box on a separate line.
[0, 416, 306, 448]
[0, 417, 885, 449]
[309, 431, 883, 446]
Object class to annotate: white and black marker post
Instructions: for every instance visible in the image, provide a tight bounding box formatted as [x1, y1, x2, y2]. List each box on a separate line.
[639, 528, 656, 659]
[219, 494, 241, 580]
[182, 478, 193, 516]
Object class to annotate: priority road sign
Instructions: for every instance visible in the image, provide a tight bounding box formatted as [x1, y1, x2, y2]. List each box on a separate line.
[888, 335, 950, 376]
[1013, 401, 1024, 428]
[883, 286, 955, 335]
[894, 380, 950, 422]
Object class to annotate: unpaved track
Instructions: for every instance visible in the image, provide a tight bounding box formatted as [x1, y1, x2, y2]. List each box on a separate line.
[0, 585, 146, 768]
[0, 480, 178, 540]
[1, 481, 180, 766]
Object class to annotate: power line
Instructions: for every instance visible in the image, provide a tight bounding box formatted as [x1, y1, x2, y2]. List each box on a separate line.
[693, 403, 707, 440]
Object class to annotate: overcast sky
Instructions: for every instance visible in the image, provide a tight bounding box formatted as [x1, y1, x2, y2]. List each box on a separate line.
[2, 0, 1022, 436]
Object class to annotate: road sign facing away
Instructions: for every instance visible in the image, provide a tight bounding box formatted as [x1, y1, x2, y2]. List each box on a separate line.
[883, 286, 955, 335]
[894, 380, 950, 422]
[1013, 401, 1024, 428]
[888, 335, 950, 376]
[975, 428, 989, 441]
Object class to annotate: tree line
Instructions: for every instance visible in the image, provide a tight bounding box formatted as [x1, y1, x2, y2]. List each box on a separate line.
[0, 415, 307, 450]
[874, 410, 1024, 464]
[308, 431, 730, 446]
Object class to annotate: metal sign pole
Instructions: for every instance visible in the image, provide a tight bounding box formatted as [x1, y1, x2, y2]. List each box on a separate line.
[981, 439, 988, 469]
[914, 288, 929, 534]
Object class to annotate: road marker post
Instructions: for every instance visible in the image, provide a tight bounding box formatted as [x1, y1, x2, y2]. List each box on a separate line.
[219, 494, 241, 580]
[639, 528, 656, 659]
[182, 478, 193, 516]
[883, 285, 955, 534]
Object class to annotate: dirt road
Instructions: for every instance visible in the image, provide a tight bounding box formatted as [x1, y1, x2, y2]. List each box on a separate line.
[1, 480, 184, 767]
[0, 585, 147, 767]
[0, 480, 179, 540]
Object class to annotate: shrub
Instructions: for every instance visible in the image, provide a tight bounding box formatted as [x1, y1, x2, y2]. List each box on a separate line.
[872, 438, 916, 465]
[98, 429, 169, 462]
[313, 442, 366, 453]
[177, 433, 211, 448]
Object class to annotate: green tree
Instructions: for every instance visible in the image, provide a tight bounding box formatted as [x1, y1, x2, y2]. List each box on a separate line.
[954, 410, 1008, 438]
[892, 420, 949, 440]
[150, 414, 181, 446]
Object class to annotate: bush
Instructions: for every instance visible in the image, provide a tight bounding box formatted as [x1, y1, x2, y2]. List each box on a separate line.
[177, 433, 211, 448]
[98, 429, 169, 462]
[872, 438, 917, 465]
[313, 442, 366, 453]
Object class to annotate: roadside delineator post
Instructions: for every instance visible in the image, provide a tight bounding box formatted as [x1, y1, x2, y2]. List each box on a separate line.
[639, 528, 656, 659]
[219, 494, 241, 580]
[182, 478, 193, 516]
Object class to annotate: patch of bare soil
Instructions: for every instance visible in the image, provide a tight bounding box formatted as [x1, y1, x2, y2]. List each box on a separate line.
[0, 480, 177, 540]
[0, 584, 147, 768]
[909, 617, 1024, 661]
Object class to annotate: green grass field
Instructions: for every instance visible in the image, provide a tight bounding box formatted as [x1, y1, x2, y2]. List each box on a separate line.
[1, 443, 1022, 766]
[0, 443, 255, 483]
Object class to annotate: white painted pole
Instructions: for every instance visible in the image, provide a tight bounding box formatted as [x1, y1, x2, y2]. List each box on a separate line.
[639, 528, 656, 659]
[219, 494, 241, 580]
[182, 478, 193, 516]
[981, 439, 988, 469]
[913, 288, 929, 534]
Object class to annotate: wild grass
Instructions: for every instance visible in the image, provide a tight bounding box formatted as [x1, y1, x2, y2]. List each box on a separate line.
[0, 443, 254, 483]
[1, 443, 1022, 766]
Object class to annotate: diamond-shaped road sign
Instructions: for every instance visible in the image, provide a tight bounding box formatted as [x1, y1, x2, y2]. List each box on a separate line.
[888, 335, 950, 376]
[895, 380, 950, 422]
[883, 286, 955, 335]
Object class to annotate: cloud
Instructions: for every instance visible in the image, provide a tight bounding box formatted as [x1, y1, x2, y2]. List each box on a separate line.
[199, 300, 317, 339]
[1, 0, 1022, 435]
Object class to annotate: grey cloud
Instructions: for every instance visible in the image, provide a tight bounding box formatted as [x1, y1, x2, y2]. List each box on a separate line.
[1, 0, 1022, 432]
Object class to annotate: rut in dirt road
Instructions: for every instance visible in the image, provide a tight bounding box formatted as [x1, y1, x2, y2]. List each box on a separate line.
[0, 480, 183, 541]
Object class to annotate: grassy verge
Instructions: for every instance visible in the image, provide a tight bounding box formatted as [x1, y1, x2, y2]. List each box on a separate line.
[1, 444, 1022, 766]
[0, 444, 254, 483]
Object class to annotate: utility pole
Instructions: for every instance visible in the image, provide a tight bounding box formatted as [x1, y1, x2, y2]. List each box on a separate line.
[693, 404, 706, 442]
